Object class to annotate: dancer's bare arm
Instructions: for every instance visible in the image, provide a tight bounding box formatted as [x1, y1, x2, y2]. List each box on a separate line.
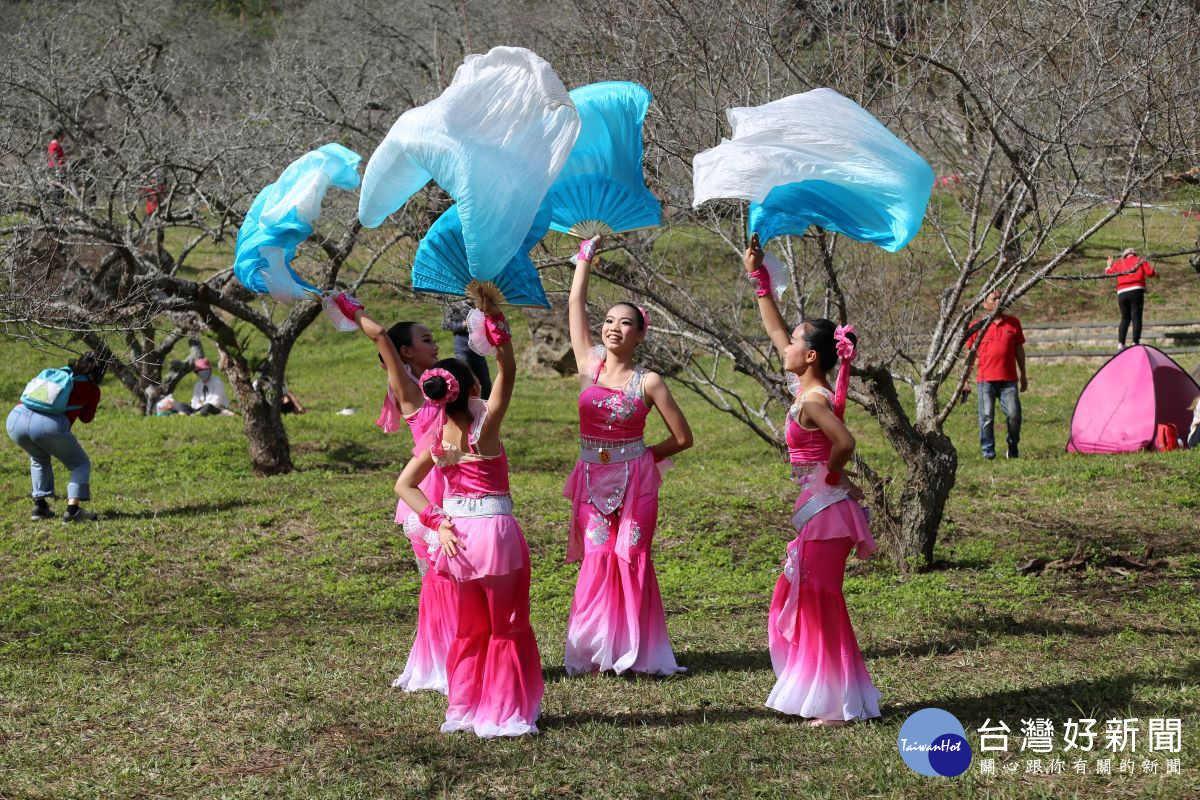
[744, 234, 790, 358]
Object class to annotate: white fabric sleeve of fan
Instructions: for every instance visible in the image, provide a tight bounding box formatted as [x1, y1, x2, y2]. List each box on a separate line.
[465, 308, 496, 356]
[762, 252, 790, 301]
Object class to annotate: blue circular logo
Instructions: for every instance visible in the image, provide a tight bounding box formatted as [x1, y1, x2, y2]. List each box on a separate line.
[897, 708, 973, 776]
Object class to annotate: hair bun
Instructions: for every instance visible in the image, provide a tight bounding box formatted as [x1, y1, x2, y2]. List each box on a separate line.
[422, 375, 448, 400]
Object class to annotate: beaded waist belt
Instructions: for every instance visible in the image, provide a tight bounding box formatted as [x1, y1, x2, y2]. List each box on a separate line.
[579, 436, 646, 465]
[790, 463, 820, 482]
[443, 494, 514, 518]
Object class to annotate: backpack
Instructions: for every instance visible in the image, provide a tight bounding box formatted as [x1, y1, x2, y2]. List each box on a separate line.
[1154, 422, 1179, 452]
[20, 367, 81, 414]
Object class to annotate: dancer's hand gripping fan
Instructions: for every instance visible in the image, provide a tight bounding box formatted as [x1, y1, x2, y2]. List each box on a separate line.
[541, 81, 661, 239]
[233, 143, 364, 330]
[358, 46, 580, 283]
[693, 88, 934, 295]
[412, 203, 552, 308]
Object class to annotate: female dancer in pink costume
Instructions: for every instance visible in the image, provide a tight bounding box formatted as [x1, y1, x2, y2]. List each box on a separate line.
[563, 237, 693, 676]
[744, 235, 881, 727]
[395, 286, 543, 737]
[339, 296, 455, 694]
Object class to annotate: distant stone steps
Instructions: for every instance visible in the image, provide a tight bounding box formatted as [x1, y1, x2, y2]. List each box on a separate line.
[1021, 320, 1200, 360]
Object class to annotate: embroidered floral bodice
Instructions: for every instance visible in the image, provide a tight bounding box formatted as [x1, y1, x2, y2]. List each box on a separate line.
[579, 361, 650, 441]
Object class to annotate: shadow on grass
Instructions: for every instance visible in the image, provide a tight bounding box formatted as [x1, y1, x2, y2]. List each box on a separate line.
[864, 611, 1187, 661]
[309, 442, 394, 472]
[884, 659, 1200, 722]
[677, 649, 772, 674]
[548, 661, 1200, 731]
[540, 706, 781, 730]
[540, 648, 771, 681]
[101, 499, 256, 520]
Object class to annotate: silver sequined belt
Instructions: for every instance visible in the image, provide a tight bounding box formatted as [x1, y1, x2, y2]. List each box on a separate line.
[443, 494, 513, 518]
[579, 436, 646, 465]
[791, 463, 820, 482]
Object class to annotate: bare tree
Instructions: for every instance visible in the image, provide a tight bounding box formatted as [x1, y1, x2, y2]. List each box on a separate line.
[0, 0, 429, 473]
[559, 0, 1200, 566]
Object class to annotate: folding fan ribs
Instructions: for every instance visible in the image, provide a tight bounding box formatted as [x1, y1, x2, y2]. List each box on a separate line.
[411, 203, 552, 308]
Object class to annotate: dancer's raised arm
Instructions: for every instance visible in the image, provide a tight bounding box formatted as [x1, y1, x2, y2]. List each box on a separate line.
[743, 234, 790, 359]
[335, 293, 428, 416]
[466, 283, 515, 447]
[568, 235, 601, 380]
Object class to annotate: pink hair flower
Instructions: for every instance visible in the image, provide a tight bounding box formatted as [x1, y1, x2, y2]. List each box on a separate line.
[834, 324, 856, 360]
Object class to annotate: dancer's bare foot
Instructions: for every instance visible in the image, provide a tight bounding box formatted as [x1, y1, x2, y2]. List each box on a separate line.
[808, 718, 848, 728]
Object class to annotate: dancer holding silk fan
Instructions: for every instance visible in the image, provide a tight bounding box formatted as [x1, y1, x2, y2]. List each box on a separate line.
[563, 236, 693, 677]
[744, 234, 881, 727]
[395, 283, 543, 738]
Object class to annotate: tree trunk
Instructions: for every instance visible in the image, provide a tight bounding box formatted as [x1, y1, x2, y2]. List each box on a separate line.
[240, 391, 294, 475]
[199, 305, 295, 475]
[222, 350, 294, 475]
[858, 366, 959, 568]
[895, 430, 957, 567]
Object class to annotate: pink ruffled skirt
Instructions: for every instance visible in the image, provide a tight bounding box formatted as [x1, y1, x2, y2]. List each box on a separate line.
[563, 454, 684, 676]
[766, 493, 880, 721]
[394, 468, 456, 694]
[436, 513, 542, 738]
[392, 565, 456, 694]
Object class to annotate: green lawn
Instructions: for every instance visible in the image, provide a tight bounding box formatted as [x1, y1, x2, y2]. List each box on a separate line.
[1, 292, 1197, 798]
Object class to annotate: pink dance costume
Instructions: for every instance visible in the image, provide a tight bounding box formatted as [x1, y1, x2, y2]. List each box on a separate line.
[766, 385, 880, 721]
[378, 388, 456, 695]
[424, 404, 543, 737]
[562, 353, 684, 676]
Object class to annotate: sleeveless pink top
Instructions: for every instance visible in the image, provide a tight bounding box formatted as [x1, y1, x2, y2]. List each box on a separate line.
[435, 403, 511, 498]
[786, 387, 834, 465]
[440, 446, 511, 497]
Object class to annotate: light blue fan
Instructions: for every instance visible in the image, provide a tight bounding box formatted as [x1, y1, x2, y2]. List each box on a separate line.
[543, 81, 661, 238]
[412, 203, 552, 308]
[234, 143, 362, 300]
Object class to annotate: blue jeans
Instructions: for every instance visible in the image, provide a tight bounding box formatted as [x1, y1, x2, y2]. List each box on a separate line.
[6, 404, 91, 500]
[977, 381, 1021, 457]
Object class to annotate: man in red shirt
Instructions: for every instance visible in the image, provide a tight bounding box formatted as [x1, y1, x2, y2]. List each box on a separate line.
[962, 290, 1028, 459]
[1105, 247, 1158, 349]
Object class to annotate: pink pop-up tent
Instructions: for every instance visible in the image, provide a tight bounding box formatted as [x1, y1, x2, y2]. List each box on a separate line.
[1067, 345, 1200, 453]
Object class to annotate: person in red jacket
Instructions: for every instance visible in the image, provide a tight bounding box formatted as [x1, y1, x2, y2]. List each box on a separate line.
[46, 131, 67, 169]
[6, 352, 105, 522]
[1105, 247, 1158, 349]
[46, 129, 68, 203]
[961, 291, 1028, 460]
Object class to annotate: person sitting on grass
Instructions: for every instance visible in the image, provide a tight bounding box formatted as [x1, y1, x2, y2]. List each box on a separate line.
[176, 358, 234, 416]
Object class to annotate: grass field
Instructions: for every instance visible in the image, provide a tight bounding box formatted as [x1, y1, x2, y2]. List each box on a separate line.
[1, 290, 1198, 799]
